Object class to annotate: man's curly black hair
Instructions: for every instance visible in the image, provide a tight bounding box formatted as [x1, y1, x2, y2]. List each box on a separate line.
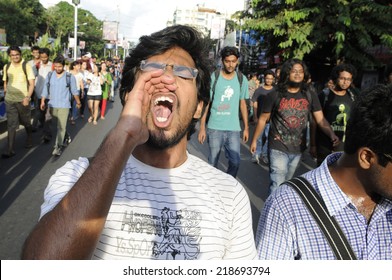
[344, 84, 392, 167]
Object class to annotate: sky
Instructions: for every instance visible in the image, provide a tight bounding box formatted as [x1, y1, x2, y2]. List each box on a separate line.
[39, 0, 246, 42]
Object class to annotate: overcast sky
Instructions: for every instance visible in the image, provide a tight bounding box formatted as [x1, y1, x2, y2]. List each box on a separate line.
[39, 0, 245, 42]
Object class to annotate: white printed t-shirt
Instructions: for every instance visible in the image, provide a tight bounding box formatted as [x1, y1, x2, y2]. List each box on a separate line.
[40, 153, 257, 260]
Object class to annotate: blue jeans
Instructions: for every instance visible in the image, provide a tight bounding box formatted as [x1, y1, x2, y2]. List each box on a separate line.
[207, 129, 241, 177]
[269, 149, 302, 194]
[254, 123, 270, 158]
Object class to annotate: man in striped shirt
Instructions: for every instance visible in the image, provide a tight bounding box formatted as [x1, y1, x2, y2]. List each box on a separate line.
[22, 25, 257, 260]
[256, 84, 392, 260]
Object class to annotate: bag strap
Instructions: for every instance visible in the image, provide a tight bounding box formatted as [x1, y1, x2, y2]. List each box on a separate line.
[5, 61, 28, 84]
[285, 177, 357, 260]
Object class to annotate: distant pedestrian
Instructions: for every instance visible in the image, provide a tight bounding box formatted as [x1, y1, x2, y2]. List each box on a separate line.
[198, 46, 249, 178]
[251, 69, 275, 165]
[250, 58, 339, 194]
[32, 47, 53, 141]
[69, 60, 84, 125]
[28, 46, 40, 77]
[2, 46, 35, 158]
[311, 63, 357, 166]
[86, 64, 103, 125]
[79, 60, 90, 118]
[40, 55, 81, 156]
[99, 62, 112, 119]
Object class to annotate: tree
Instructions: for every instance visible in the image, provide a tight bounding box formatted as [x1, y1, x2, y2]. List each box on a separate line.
[0, 0, 46, 46]
[45, 1, 105, 58]
[243, 0, 392, 69]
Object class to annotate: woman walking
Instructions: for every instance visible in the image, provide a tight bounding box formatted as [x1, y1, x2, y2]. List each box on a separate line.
[99, 62, 112, 119]
[86, 65, 103, 125]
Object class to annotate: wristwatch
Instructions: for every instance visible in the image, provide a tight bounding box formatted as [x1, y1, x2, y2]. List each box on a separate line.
[24, 96, 31, 101]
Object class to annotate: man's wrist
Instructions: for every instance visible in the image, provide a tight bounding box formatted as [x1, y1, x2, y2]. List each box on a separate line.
[24, 96, 31, 101]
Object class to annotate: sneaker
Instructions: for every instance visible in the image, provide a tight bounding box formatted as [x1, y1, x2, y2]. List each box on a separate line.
[63, 135, 72, 146]
[52, 147, 62, 156]
[251, 154, 260, 164]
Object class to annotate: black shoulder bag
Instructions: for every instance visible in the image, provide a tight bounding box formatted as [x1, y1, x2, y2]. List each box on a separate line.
[285, 177, 357, 260]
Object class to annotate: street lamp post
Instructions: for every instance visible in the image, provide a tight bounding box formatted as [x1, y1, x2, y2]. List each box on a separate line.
[72, 0, 80, 61]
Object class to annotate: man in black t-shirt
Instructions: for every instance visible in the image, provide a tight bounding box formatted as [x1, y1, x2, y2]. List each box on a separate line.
[250, 59, 339, 194]
[251, 69, 275, 164]
[312, 64, 357, 166]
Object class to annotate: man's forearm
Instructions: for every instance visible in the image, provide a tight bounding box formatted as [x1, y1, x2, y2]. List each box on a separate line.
[22, 127, 136, 259]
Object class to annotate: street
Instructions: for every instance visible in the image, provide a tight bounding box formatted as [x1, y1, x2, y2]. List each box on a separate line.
[0, 94, 316, 260]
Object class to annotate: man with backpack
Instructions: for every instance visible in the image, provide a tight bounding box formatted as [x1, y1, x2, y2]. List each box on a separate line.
[311, 63, 357, 166]
[250, 58, 339, 194]
[32, 48, 53, 141]
[40, 55, 81, 156]
[198, 46, 249, 178]
[2, 46, 35, 158]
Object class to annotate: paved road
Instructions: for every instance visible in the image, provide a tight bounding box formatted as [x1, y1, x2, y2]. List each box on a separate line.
[0, 95, 316, 259]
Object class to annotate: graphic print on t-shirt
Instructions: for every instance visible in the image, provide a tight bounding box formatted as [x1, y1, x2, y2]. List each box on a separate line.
[331, 103, 347, 142]
[275, 97, 309, 146]
[119, 207, 201, 260]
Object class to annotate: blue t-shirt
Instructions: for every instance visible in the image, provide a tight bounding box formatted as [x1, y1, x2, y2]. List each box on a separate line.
[207, 71, 249, 131]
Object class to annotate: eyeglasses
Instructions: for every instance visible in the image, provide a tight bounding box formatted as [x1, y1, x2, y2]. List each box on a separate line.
[338, 77, 352, 82]
[140, 60, 198, 79]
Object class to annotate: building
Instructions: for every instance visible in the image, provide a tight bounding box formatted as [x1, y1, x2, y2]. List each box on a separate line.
[169, 4, 231, 38]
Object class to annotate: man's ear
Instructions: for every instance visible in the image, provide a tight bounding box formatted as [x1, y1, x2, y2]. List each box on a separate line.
[358, 148, 376, 170]
[193, 100, 204, 119]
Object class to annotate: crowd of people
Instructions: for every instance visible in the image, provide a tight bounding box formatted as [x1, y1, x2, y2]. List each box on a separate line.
[1, 46, 123, 157]
[2, 25, 391, 260]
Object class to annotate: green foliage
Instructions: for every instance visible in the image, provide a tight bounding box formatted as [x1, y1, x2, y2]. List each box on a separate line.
[0, 0, 46, 46]
[0, 0, 108, 59]
[243, 0, 392, 68]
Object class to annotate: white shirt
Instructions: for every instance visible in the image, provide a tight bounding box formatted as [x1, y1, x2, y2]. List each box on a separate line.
[40, 153, 257, 260]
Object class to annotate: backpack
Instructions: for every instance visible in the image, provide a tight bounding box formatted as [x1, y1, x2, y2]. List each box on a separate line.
[206, 69, 247, 122]
[46, 71, 72, 101]
[321, 88, 355, 109]
[211, 69, 244, 94]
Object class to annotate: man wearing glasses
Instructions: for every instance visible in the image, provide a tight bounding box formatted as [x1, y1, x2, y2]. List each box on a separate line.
[311, 63, 358, 166]
[2, 46, 35, 158]
[22, 25, 257, 260]
[250, 58, 338, 195]
[256, 84, 392, 260]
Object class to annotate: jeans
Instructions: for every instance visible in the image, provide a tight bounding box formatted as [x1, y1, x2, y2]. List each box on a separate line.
[207, 129, 241, 177]
[254, 123, 270, 158]
[269, 149, 302, 194]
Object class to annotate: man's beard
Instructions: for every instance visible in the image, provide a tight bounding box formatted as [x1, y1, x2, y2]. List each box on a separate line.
[146, 120, 192, 150]
[288, 81, 302, 88]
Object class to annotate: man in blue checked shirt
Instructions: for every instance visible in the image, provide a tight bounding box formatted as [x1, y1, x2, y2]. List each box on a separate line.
[256, 84, 392, 260]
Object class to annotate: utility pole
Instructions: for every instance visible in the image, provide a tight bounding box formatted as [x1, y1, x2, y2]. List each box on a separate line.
[72, 0, 80, 61]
